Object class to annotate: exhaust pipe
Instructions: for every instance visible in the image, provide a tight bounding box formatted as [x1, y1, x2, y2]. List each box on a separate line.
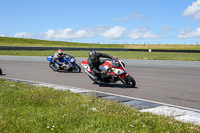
[85, 70, 95, 80]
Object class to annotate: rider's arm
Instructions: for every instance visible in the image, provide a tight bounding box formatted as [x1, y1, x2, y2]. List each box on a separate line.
[63, 53, 71, 56]
[63, 53, 74, 59]
[97, 52, 113, 59]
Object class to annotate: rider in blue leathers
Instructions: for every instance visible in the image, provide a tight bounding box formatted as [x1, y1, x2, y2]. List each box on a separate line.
[53, 49, 71, 70]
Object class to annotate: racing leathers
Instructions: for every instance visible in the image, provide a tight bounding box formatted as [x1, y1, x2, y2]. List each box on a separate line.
[53, 52, 70, 70]
[87, 51, 113, 81]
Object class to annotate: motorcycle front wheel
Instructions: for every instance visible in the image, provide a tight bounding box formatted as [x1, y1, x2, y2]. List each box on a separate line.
[73, 64, 81, 73]
[124, 75, 136, 87]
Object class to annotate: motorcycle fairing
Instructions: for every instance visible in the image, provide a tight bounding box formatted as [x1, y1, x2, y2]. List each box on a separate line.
[47, 55, 53, 62]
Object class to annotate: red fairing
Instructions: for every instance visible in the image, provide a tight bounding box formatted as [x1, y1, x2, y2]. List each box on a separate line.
[102, 60, 125, 71]
[102, 59, 127, 78]
[101, 61, 111, 66]
[81, 60, 88, 65]
[108, 71, 115, 76]
[119, 73, 129, 79]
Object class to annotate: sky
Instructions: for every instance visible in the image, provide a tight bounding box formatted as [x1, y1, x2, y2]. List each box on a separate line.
[1, 0, 200, 44]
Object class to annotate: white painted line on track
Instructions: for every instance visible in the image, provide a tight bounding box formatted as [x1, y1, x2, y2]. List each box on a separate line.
[1, 77, 200, 125]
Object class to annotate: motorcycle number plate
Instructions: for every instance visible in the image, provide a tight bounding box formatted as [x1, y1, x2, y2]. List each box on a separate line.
[70, 58, 75, 63]
[113, 68, 124, 75]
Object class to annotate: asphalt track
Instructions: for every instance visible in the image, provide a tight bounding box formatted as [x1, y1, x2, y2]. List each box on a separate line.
[0, 55, 200, 110]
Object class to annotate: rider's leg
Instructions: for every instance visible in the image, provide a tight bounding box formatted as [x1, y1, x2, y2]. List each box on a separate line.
[93, 72, 101, 83]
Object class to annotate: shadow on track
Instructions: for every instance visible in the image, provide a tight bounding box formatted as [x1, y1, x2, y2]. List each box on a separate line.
[98, 82, 138, 89]
[60, 71, 83, 73]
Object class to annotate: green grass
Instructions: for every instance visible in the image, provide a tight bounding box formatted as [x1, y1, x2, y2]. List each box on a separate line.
[1, 37, 200, 50]
[1, 79, 200, 132]
[0, 37, 124, 48]
[1, 50, 200, 61]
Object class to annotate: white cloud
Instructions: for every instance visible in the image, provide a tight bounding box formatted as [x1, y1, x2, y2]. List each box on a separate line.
[14, 32, 32, 38]
[182, 0, 200, 20]
[18, 26, 126, 40]
[100, 26, 126, 39]
[44, 28, 95, 39]
[129, 28, 161, 39]
[14, 26, 164, 40]
[177, 27, 200, 38]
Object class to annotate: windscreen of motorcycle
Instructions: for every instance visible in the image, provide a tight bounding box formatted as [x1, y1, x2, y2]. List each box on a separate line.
[112, 59, 121, 67]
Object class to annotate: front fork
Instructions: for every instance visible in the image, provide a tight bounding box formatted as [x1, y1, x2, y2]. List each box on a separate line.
[119, 73, 129, 85]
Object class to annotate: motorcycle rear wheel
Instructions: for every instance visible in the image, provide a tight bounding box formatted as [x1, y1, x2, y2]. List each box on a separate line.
[49, 62, 58, 71]
[0, 68, 2, 75]
[124, 75, 136, 87]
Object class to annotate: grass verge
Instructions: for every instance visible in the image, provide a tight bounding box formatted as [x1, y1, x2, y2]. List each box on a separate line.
[1, 37, 200, 50]
[1, 50, 200, 61]
[0, 79, 200, 132]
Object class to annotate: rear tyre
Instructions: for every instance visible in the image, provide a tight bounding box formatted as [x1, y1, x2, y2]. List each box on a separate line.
[124, 75, 136, 87]
[49, 62, 58, 71]
[73, 64, 81, 73]
[0, 68, 2, 75]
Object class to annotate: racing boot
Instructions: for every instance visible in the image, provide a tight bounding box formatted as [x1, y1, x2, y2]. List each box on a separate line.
[93, 74, 101, 84]
[55, 64, 60, 71]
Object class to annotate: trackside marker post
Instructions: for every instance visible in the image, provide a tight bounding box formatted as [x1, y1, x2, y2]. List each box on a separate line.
[149, 49, 152, 52]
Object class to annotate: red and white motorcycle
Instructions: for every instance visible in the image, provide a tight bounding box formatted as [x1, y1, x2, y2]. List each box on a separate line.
[81, 58, 136, 87]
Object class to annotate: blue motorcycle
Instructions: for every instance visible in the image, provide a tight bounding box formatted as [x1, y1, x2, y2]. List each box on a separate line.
[47, 55, 81, 72]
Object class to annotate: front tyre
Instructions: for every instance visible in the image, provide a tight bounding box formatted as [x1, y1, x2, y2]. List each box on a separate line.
[49, 62, 58, 71]
[124, 75, 136, 87]
[73, 64, 81, 73]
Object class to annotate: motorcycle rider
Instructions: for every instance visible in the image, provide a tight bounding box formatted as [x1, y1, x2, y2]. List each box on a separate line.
[87, 50, 114, 82]
[53, 49, 71, 70]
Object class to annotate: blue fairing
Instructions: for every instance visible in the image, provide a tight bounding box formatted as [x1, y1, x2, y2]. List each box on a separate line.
[47, 55, 53, 62]
[47, 55, 77, 69]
